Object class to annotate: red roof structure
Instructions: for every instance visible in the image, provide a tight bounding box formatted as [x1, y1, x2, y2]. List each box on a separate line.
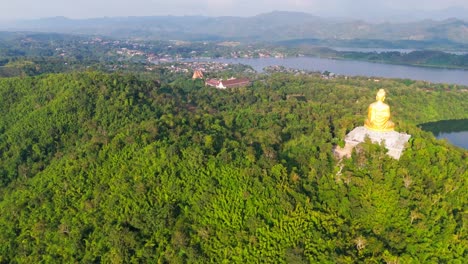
[221, 78, 250, 88]
[205, 78, 250, 89]
[205, 79, 220, 87]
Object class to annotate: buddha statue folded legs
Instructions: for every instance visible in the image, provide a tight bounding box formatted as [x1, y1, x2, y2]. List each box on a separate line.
[364, 89, 395, 132]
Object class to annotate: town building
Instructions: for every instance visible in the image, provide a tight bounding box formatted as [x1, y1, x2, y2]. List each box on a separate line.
[205, 78, 250, 89]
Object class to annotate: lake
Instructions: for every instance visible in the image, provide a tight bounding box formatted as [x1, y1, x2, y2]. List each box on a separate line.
[420, 119, 468, 150]
[205, 57, 468, 86]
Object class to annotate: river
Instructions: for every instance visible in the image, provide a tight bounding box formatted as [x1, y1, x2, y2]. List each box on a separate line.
[420, 119, 468, 150]
[330, 47, 468, 55]
[205, 57, 468, 86]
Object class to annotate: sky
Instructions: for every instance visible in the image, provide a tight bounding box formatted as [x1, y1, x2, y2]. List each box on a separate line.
[1, 0, 468, 21]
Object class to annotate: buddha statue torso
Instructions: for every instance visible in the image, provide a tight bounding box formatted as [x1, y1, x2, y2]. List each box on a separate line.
[364, 89, 395, 132]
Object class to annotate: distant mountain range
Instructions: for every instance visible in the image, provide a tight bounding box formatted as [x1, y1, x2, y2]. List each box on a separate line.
[1, 11, 467, 45]
[317, 6, 468, 23]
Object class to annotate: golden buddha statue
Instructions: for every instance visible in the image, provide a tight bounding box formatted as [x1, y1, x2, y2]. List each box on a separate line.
[364, 89, 395, 132]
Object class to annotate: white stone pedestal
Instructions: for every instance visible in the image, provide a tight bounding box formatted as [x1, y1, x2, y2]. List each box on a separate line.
[335, 126, 411, 159]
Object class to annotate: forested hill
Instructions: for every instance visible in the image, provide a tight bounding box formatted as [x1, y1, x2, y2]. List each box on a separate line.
[0, 72, 466, 262]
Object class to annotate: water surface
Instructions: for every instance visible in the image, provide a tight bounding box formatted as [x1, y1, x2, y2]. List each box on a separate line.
[206, 57, 468, 86]
[331, 47, 468, 55]
[420, 119, 468, 150]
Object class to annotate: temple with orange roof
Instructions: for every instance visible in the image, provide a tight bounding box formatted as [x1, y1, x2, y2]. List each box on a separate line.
[192, 70, 204, 80]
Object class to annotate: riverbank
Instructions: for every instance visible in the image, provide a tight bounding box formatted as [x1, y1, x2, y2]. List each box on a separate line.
[323, 55, 468, 70]
[297, 49, 468, 70]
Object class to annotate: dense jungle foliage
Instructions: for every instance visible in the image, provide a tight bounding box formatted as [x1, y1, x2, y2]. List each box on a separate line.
[0, 71, 466, 263]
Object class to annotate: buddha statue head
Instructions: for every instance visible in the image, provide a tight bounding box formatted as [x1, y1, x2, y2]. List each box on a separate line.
[376, 89, 386, 102]
[364, 89, 395, 132]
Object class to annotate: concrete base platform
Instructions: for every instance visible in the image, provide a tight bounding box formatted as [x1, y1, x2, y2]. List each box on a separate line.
[335, 126, 411, 159]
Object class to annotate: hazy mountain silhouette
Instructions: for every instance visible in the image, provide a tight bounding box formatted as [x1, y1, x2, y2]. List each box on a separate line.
[1, 11, 467, 44]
